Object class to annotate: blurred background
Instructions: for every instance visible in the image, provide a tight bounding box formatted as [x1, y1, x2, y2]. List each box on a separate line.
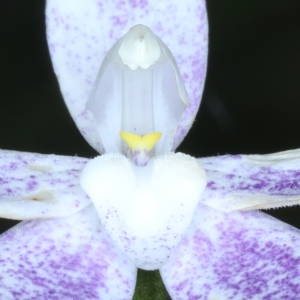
[0, 0, 300, 232]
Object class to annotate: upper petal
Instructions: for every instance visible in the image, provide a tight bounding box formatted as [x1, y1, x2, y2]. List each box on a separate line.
[0, 205, 137, 300]
[46, 0, 208, 153]
[199, 148, 300, 212]
[160, 204, 300, 299]
[0, 149, 90, 220]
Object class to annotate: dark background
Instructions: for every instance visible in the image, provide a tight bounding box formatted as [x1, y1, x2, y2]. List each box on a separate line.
[0, 0, 300, 232]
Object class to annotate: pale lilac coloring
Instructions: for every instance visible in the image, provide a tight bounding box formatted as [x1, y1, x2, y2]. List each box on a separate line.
[161, 204, 300, 299]
[0, 205, 137, 299]
[46, 0, 208, 152]
[0, 0, 299, 299]
[200, 149, 300, 211]
[0, 150, 90, 220]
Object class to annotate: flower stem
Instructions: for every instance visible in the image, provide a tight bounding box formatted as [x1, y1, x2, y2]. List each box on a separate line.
[132, 269, 171, 300]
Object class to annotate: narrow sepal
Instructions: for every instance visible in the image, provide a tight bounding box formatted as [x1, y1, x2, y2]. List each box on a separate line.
[200, 148, 300, 212]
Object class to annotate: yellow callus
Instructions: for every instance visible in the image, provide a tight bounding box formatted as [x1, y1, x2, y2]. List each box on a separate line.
[120, 132, 162, 151]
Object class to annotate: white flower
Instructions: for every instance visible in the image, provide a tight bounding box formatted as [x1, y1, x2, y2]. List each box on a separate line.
[0, 1, 299, 299]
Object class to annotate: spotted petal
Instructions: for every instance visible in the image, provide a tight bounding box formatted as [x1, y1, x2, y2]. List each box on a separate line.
[0, 149, 90, 220]
[160, 204, 300, 299]
[0, 205, 137, 300]
[200, 148, 300, 212]
[46, 0, 208, 153]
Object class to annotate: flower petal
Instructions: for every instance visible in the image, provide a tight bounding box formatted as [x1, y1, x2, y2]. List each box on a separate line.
[80, 153, 207, 270]
[160, 204, 300, 299]
[199, 148, 300, 212]
[0, 149, 90, 220]
[0, 205, 137, 300]
[46, 0, 208, 152]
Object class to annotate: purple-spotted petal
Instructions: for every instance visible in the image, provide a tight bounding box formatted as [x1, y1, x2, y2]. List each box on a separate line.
[0, 205, 137, 300]
[46, 0, 208, 153]
[199, 148, 300, 212]
[160, 204, 300, 299]
[0, 149, 90, 220]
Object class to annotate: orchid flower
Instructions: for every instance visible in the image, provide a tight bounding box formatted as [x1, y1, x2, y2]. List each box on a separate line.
[0, 1, 300, 299]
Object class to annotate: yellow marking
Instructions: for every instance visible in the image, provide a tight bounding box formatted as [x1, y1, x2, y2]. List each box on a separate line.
[120, 132, 162, 151]
[23, 190, 56, 203]
[28, 163, 52, 172]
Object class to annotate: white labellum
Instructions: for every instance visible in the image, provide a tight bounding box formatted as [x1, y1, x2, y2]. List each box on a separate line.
[80, 152, 207, 270]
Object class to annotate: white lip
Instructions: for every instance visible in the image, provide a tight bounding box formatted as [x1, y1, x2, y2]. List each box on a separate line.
[80, 152, 207, 270]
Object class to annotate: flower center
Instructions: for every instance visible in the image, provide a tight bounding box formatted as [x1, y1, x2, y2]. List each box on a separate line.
[120, 131, 162, 166]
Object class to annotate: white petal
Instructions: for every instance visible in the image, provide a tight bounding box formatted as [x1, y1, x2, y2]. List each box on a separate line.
[46, 0, 208, 152]
[80, 152, 207, 270]
[200, 148, 300, 212]
[160, 204, 300, 299]
[0, 205, 137, 299]
[0, 150, 90, 220]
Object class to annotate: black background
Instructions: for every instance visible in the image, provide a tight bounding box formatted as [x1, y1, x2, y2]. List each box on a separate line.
[0, 0, 300, 232]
